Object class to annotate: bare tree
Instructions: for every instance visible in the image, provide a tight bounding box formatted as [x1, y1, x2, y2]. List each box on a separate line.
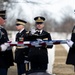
[58, 16, 75, 33]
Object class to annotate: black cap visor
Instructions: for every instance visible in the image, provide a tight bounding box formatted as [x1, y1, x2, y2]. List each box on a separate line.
[36, 22, 43, 24]
[16, 24, 21, 26]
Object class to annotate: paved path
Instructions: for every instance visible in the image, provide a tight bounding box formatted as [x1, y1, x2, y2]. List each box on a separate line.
[8, 64, 17, 75]
[53, 45, 75, 75]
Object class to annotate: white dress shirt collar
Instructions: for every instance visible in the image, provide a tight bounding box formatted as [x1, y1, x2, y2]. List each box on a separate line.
[36, 29, 43, 34]
[19, 28, 24, 33]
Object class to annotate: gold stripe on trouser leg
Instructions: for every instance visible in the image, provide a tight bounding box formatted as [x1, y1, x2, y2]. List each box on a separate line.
[26, 63, 28, 71]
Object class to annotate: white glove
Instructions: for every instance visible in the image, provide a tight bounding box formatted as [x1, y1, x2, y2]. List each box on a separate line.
[1, 43, 10, 51]
[24, 60, 29, 63]
[31, 41, 41, 47]
[4, 43, 10, 47]
[37, 39, 43, 42]
[66, 40, 74, 47]
[31, 29, 36, 34]
[46, 41, 53, 46]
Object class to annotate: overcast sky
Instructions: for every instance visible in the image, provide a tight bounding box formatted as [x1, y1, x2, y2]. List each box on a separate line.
[6, 0, 75, 25]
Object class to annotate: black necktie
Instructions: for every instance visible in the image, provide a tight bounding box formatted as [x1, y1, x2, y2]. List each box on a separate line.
[36, 31, 40, 35]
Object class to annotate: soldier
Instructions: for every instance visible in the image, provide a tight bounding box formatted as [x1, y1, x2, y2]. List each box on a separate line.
[15, 19, 29, 75]
[28, 16, 53, 74]
[66, 26, 75, 71]
[0, 10, 13, 75]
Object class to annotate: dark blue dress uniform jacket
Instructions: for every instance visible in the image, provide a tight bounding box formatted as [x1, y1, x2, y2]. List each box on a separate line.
[15, 29, 29, 64]
[0, 26, 13, 68]
[28, 30, 53, 64]
[66, 26, 75, 65]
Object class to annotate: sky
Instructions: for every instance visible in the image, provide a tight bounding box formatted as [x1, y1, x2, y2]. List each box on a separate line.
[5, 0, 75, 25]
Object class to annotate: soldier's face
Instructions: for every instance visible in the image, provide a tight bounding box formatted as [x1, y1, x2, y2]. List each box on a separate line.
[0, 17, 6, 25]
[36, 23, 44, 30]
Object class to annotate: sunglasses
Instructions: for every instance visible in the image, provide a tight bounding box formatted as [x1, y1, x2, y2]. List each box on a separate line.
[16, 24, 20, 26]
[36, 22, 43, 24]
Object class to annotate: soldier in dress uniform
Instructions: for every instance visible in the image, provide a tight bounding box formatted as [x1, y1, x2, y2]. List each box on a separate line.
[66, 26, 75, 71]
[15, 19, 29, 75]
[28, 16, 53, 74]
[0, 10, 13, 75]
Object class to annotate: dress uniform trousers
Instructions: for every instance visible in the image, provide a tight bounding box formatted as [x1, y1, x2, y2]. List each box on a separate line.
[28, 47, 48, 71]
[15, 47, 29, 75]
